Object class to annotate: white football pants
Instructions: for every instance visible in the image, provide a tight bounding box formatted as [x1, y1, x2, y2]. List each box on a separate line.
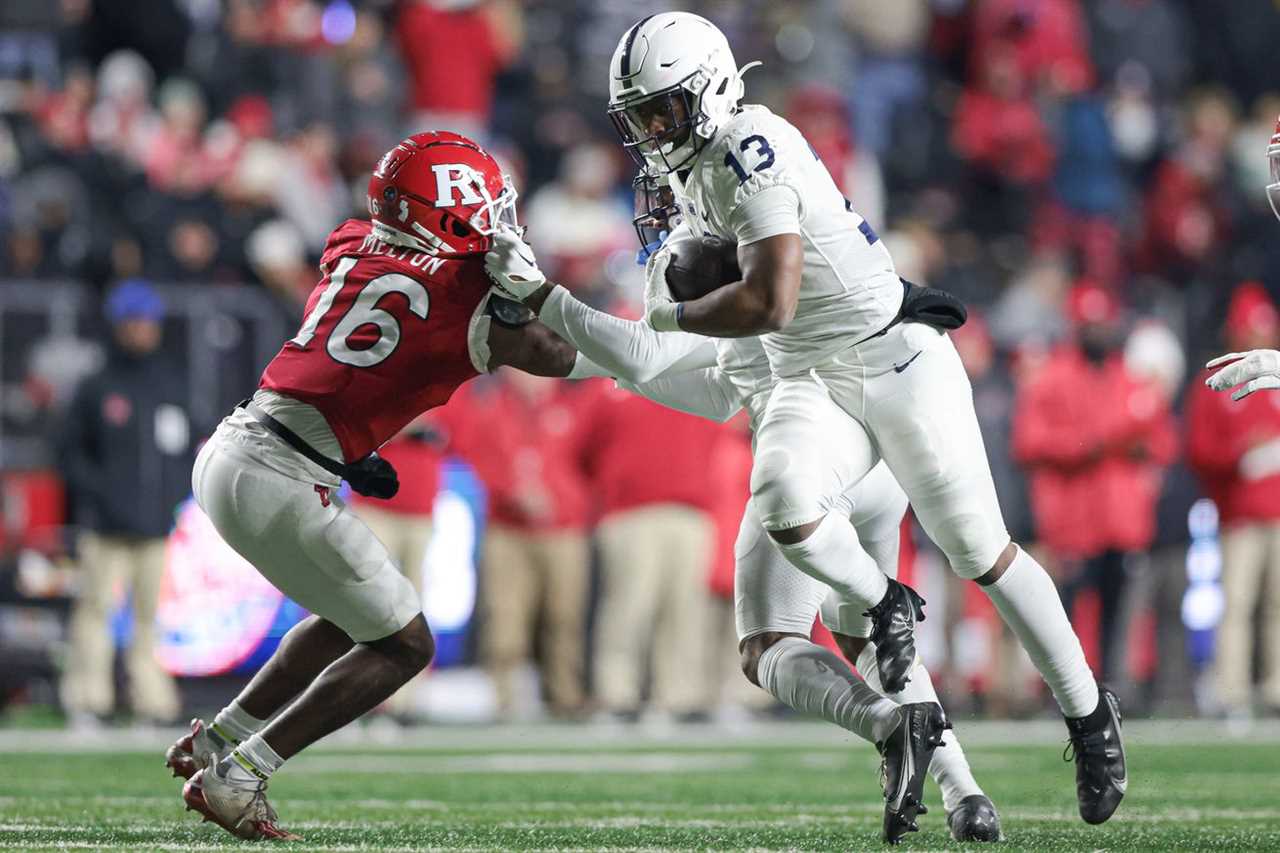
[736, 461, 907, 642]
[752, 321, 1010, 580]
[192, 418, 422, 643]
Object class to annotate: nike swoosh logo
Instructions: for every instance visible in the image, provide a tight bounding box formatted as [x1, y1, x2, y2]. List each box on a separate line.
[659, 60, 679, 68]
[890, 721, 913, 810]
[893, 351, 923, 373]
[514, 247, 535, 266]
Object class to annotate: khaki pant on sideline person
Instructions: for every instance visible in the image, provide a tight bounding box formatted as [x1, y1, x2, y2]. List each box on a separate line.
[1216, 522, 1280, 709]
[480, 523, 589, 717]
[594, 504, 714, 715]
[60, 533, 179, 721]
[354, 505, 433, 717]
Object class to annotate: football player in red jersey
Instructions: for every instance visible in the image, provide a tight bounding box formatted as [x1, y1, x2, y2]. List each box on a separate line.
[1207, 117, 1280, 397]
[164, 132, 583, 841]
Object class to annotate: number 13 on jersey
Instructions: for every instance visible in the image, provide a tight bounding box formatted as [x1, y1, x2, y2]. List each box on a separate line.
[724, 135, 776, 183]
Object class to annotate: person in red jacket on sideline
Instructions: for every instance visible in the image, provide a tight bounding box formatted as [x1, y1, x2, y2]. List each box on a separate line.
[1188, 282, 1280, 717]
[578, 380, 730, 721]
[349, 416, 446, 721]
[439, 369, 591, 719]
[394, 0, 520, 142]
[1013, 282, 1178, 682]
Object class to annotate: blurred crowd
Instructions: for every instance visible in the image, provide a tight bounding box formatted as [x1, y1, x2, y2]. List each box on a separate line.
[6, 0, 1280, 724]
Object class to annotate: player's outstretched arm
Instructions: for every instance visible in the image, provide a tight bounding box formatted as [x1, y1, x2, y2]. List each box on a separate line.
[486, 225, 716, 381]
[486, 319, 579, 378]
[1205, 350, 1280, 400]
[528, 283, 717, 382]
[618, 366, 743, 423]
[657, 232, 804, 337]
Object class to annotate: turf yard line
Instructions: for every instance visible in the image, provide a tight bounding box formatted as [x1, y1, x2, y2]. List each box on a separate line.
[290, 751, 756, 774]
[6, 718, 1280, 753]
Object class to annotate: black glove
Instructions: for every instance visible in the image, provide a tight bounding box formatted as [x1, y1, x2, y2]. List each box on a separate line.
[900, 279, 967, 331]
[344, 452, 400, 499]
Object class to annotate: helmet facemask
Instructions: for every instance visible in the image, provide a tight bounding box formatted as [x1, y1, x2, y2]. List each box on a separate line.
[609, 73, 709, 173]
[1268, 138, 1280, 223]
[632, 170, 679, 264]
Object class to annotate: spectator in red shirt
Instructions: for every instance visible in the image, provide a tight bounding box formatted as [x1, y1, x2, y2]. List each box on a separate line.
[441, 369, 590, 719]
[1137, 89, 1236, 280]
[952, 45, 1055, 188]
[579, 381, 729, 721]
[1188, 282, 1280, 716]
[394, 0, 521, 142]
[971, 0, 1094, 96]
[1013, 282, 1178, 682]
[349, 415, 446, 720]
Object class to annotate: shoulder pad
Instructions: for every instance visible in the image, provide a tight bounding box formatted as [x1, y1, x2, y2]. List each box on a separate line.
[486, 293, 536, 328]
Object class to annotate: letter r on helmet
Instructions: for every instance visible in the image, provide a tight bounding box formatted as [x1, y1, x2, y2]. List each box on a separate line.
[432, 164, 485, 207]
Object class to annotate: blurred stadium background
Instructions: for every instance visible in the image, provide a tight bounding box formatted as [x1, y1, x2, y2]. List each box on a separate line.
[5, 0, 1280, 738]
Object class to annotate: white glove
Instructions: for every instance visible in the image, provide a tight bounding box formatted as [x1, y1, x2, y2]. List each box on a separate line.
[642, 248, 681, 332]
[1205, 350, 1280, 400]
[484, 225, 546, 300]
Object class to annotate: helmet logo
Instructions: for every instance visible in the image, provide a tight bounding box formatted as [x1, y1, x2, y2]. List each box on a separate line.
[432, 164, 485, 207]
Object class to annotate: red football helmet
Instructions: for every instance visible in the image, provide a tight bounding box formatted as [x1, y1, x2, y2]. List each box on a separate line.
[367, 131, 517, 255]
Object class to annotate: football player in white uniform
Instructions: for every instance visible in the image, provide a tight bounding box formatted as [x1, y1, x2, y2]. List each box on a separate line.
[485, 173, 1000, 842]
[596, 11, 1124, 826]
[1205, 117, 1280, 397]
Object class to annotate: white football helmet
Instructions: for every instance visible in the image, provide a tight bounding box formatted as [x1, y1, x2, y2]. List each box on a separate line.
[607, 12, 757, 174]
[1268, 115, 1280, 222]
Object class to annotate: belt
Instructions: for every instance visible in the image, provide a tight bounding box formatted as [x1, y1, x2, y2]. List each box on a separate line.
[237, 399, 346, 480]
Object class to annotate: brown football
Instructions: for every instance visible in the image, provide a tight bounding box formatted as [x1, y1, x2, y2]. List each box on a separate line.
[663, 232, 742, 302]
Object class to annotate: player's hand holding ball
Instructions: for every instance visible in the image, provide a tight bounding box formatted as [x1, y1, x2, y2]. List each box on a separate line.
[484, 225, 546, 301]
[642, 248, 680, 331]
[1206, 349, 1280, 400]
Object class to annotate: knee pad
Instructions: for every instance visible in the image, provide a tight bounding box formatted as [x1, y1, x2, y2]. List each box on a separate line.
[930, 510, 1009, 580]
[750, 449, 821, 531]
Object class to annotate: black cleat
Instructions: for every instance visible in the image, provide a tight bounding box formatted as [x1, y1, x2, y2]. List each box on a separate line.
[877, 701, 948, 844]
[947, 794, 1003, 842]
[1065, 685, 1127, 825]
[864, 579, 926, 694]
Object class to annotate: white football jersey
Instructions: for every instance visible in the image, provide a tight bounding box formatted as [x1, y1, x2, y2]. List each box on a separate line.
[671, 105, 902, 376]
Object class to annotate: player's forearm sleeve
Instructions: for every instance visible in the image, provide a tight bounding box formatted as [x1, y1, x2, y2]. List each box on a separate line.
[539, 285, 717, 382]
[618, 367, 742, 423]
[568, 354, 614, 379]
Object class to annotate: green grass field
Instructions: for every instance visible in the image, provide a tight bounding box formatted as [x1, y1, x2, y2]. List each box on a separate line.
[1, 720, 1277, 851]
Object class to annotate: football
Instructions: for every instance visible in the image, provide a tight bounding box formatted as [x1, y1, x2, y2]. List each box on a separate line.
[663, 232, 742, 302]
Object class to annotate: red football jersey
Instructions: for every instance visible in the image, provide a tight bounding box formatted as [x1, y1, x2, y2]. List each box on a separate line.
[260, 219, 492, 461]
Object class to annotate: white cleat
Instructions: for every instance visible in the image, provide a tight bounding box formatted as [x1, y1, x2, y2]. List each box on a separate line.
[182, 762, 300, 841]
[164, 718, 230, 780]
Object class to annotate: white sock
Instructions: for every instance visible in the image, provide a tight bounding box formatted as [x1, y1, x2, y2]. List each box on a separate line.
[756, 636, 900, 744]
[982, 546, 1098, 718]
[224, 733, 285, 785]
[857, 643, 982, 812]
[211, 700, 266, 747]
[774, 514, 889, 614]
